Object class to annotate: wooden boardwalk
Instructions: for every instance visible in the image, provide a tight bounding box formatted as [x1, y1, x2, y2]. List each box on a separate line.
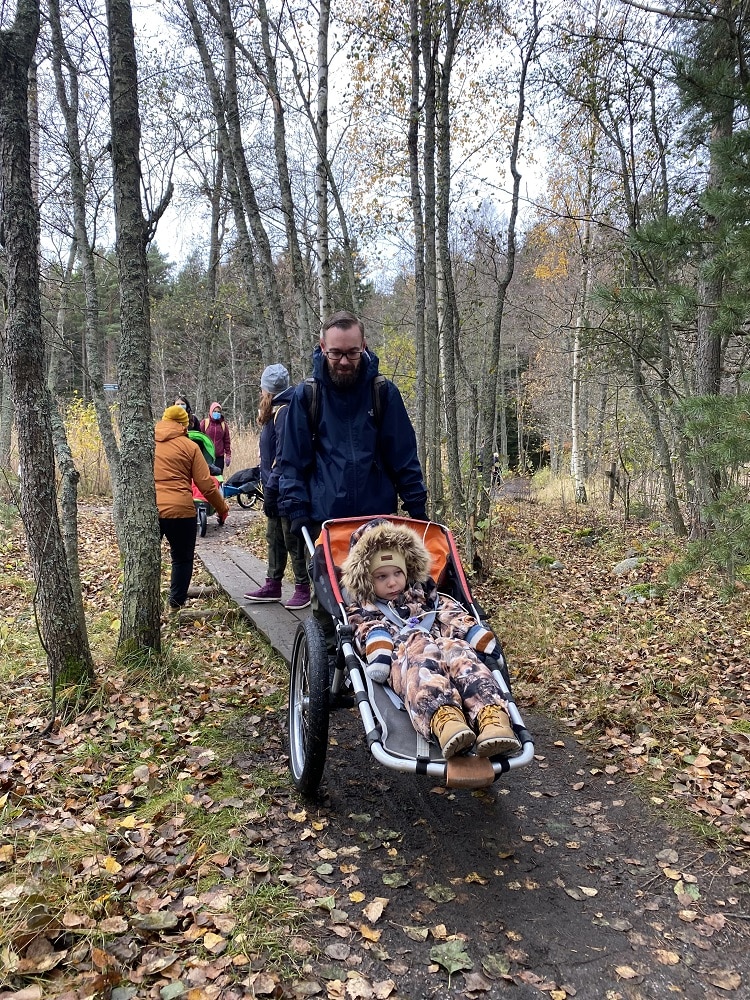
[197, 541, 310, 664]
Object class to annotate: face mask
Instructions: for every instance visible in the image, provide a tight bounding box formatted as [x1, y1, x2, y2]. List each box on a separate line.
[176, 403, 187, 410]
[212, 411, 222, 421]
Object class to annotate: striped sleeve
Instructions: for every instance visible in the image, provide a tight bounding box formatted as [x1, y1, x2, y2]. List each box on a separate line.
[365, 626, 394, 671]
[465, 623, 498, 658]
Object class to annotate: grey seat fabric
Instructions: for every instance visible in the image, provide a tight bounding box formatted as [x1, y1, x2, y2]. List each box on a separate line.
[364, 674, 443, 761]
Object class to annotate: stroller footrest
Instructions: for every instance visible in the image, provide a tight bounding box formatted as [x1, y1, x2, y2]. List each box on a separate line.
[445, 755, 495, 789]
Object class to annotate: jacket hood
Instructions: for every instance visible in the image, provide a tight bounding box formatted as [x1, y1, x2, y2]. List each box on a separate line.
[273, 384, 295, 407]
[155, 418, 188, 443]
[341, 519, 431, 604]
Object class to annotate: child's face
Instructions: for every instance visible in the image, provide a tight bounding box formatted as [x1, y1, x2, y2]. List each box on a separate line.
[371, 565, 406, 601]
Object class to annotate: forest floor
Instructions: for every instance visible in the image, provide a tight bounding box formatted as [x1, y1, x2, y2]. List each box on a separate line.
[1, 495, 749, 999]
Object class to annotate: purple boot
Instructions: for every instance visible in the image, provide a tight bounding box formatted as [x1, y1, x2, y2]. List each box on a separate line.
[284, 583, 311, 610]
[244, 578, 282, 602]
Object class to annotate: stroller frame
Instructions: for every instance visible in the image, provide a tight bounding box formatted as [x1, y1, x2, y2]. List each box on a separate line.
[287, 515, 534, 796]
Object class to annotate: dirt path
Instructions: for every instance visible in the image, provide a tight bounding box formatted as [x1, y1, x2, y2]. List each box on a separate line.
[203, 511, 750, 998]
[240, 702, 750, 1000]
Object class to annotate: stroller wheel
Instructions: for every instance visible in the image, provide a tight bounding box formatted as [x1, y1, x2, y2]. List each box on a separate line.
[288, 618, 330, 795]
[237, 487, 261, 509]
[198, 506, 208, 537]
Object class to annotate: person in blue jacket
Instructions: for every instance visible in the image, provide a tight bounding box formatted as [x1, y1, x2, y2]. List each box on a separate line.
[244, 364, 311, 610]
[278, 309, 427, 649]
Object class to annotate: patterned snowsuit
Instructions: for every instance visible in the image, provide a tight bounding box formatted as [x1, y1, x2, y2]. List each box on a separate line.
[346, 579, 509, 741]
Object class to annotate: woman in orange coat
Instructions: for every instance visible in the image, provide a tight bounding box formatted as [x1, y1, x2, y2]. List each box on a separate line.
[155, 406, 229, 608]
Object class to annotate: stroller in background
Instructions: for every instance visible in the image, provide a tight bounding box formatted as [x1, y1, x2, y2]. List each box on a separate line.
[223, 466, 264, 509]
[287, 515, 534, 796]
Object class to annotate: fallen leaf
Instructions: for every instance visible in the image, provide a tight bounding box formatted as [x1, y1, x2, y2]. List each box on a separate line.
[653, 949, 680, 966]
[481, 953, 511, 978]
[346, 978, 374, 999]
[430, 940, 473, 979]
[203, 931, 227, 954]
[99, 915, 128, 933]
[131, 911, 179, 931]
[362, 898, 388, 923]
[615, 966, 639, 980]
[358, 923, 381, 942]
[707, 969, 741, 990]
[423, 884, 456, 902]
[462, 970, 492, 991]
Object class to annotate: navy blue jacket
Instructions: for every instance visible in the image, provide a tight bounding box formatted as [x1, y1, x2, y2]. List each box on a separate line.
[259, 384, 295, 499]
[278, 348, 427, 524]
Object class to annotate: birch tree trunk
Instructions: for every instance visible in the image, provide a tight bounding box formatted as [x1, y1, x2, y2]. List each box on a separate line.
[48, 0, 125, 541]
[571, 209, 592, 505]
[48, 242, 90, 642]
[184, 0, 274, 364]
[217, 0, 290, 367]
[435, 0, 465, 523]
[1, 0, 93, 686]
[105, 0, 162, 652]
[477, 6, 540, 523]
[254, 0, 315, 345]
[0, 365, 11, 471]
[420, 0, 442, 513]
[408, 0, 427, 478]
[278, 20, 359, 323]
[197, 146, 224, 418]
[316, 0, 331, 322]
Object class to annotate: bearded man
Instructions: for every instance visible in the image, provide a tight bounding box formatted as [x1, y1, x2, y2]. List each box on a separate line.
[277, 309, 427, 648]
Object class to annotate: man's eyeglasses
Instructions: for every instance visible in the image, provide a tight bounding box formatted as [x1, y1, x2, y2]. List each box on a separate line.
[324, 348, 364, 362]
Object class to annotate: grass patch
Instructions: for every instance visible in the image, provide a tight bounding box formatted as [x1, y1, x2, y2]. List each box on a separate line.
[232, 881, 308, 963]
[482, 497, 750, 850]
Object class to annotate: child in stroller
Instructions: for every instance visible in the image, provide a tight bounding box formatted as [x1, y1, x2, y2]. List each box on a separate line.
[188, 429, 224, 535]
[287, 515, 533, 795]
[340, 518, 521, 759]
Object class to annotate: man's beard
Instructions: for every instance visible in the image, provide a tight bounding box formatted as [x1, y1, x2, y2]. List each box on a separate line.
[329, 366, 359, 388]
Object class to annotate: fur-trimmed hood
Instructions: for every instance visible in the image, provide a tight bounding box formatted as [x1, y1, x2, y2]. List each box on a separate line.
[341, 519, 431, 604]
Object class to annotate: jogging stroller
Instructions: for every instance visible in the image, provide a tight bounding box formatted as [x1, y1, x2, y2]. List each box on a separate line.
[287, 515, 534, 796]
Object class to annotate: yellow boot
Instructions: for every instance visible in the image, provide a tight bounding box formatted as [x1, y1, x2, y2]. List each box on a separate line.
[475, 705, 521, 757]
[430, 705, 475, 759]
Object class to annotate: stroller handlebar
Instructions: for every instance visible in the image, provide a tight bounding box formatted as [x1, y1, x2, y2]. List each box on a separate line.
[301, 525, 316, 558]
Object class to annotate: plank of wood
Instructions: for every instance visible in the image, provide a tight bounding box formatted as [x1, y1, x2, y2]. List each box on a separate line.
[186, 584, 221, 598]
[197, 545, 310, 664]
[177, 608, 242, 621]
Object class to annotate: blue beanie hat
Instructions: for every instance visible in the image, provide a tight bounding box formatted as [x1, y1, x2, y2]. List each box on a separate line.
[260, 364, 290, 394]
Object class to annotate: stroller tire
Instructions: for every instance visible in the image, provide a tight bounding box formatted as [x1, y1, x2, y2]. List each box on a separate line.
[198, 506, 208, 537]
[237, 488, 259, 510]
[288, 618, 330, 795]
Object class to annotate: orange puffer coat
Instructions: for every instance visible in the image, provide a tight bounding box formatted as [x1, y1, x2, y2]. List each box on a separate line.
[154, 419, 229, 520]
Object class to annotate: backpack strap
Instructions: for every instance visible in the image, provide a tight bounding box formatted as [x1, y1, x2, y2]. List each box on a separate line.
[303, 374, 388, 438]
[303, 377, 319, 438]
[371, 374, 387, 424]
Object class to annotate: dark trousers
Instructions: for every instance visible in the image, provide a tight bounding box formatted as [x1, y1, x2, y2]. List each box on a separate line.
[160, 516, 197, 607]
[267, 516, 309, 584]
